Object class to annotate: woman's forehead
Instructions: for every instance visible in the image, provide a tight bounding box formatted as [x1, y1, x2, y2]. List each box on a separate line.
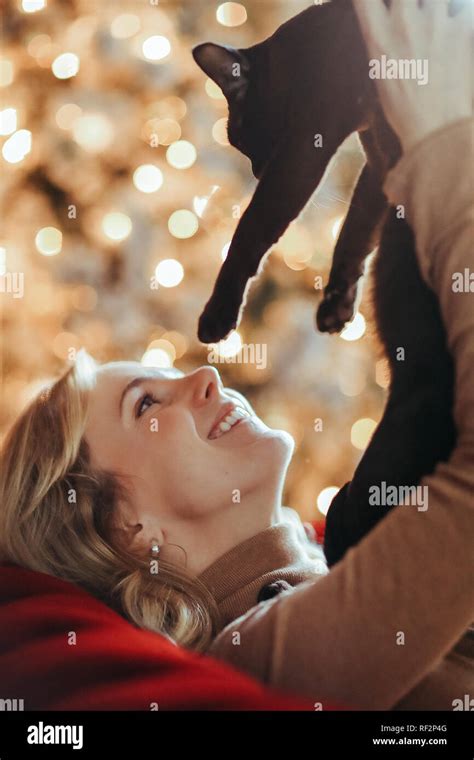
[95, 361, 184, 388]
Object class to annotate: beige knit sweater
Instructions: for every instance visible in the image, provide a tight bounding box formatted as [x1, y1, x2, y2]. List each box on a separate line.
[199, 118, 474, 711]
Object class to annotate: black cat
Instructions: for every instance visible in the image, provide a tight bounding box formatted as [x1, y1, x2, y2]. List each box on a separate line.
[193, 0, 456, 565]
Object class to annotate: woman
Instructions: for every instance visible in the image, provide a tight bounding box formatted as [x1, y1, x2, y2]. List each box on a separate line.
[0, 353, 325, 654]
[1, 0, 472, 709]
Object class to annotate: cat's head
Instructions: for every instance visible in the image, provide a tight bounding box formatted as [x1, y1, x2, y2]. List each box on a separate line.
[192, 43, 276, 179]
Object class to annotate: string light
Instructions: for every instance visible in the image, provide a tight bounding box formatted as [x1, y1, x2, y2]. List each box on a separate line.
[351, 418, 377, 450]
[2, 129, 32, 163]
[168, 210, 199, 239]
[340, 312, 366, 342]
[102, 212, 132, 242]
[154, 259, 184, 288]
[317, 486, 340, 516]
[52, 53, 80, 80]
[142, 36, 171, 62]
[216, 3, 248, 27]
[35, 227, 62, 256]
[166, 140, 197, 169]
[0, 108, 17, 136]
[133, 164, 163, 193]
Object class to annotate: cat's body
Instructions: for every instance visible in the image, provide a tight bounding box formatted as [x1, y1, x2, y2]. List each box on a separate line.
[193, 0, 456, 564]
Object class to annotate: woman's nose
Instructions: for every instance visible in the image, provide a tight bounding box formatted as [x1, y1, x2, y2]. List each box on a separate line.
[189, 366, 222, 406]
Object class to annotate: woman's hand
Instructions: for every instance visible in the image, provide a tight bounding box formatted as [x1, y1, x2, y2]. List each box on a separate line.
[353, 0, 472, 153]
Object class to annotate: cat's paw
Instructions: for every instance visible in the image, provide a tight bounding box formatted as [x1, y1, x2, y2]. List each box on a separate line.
[316, 283, 358, 334]
[197, 292, 241, 344]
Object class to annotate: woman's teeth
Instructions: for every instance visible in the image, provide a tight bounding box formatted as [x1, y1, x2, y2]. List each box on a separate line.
[209, 406, 250, 440]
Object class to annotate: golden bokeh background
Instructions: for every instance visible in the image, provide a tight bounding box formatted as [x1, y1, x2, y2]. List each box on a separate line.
[0, 0, 390, 524]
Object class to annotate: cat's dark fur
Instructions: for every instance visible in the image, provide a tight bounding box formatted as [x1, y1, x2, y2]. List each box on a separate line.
[193, 0, 457, 565]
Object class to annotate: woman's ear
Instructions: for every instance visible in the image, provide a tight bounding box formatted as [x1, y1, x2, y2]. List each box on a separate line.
[111, 500, 165, 555]
[192, 43, 249, 101]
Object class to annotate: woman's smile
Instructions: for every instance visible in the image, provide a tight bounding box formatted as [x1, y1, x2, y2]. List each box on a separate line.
[207, 402, 251, 440]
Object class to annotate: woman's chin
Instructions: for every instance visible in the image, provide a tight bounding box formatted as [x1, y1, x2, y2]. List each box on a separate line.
[254, 427, 295, 461]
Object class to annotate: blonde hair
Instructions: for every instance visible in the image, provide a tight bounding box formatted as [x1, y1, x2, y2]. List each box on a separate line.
[0, 351, 220, 652]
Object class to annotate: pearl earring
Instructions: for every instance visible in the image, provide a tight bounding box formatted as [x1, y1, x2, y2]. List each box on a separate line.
[150, 539, 161, 557]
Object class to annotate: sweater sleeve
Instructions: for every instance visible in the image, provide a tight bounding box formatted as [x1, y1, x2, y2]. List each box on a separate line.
[206, 118, 474, 710]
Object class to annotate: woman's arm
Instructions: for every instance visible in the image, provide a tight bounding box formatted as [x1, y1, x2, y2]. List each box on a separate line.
[206, 1, 474, 707]
[207, 117, 473, 710]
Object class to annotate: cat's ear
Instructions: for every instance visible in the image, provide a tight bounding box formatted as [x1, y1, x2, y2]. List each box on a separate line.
[192, 43, 249, 101]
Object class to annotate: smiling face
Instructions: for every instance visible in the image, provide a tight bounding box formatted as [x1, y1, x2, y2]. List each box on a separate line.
[84, 361, 293, 575]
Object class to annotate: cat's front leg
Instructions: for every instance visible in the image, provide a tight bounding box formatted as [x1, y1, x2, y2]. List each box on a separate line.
[198, 133, 346, 343]
[317, 163, 388, 334]
[197, 264, 254, 345]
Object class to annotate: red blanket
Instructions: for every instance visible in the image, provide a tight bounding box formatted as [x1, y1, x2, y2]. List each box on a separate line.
[0, 562, 319, 711]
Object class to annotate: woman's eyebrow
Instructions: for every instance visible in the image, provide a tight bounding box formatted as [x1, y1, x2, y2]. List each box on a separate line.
[119, 369, 183, 417]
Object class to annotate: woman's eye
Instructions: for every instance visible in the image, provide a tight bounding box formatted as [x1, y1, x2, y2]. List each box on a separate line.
[136, 393, 159, 418]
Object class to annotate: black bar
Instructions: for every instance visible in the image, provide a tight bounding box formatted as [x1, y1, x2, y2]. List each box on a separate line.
[0, 711, 472, 757]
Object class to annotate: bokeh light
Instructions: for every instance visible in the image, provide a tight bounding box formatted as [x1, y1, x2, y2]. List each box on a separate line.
[162, 331, 188, 359]
[216, 2, 248, 27]
[2, 129, 32, 163]
[168, 209, 199, 239]
[0, 60, 14, 87]
[52, 53, 80, 80]
[142, 36, 171, 62]
[133, 164, 163, 193]
[145, 338, 176, 363]
[0, 246, 7, 275]
[212, 117, 229, 145]
[144, 117, 181, 146]
[35, 227, 63, 256]
[340, 312, 366, 342]
[154, 259, 184, 288]
[166, 140, 197, 169]
[102, 212, 132, 242]
[0, 108, 17, 136]
[141, 347, 173, 368]
[72, 113, 114, 152]
[210, 331, 242, 359]
[376, 359, 391, 389]
[317, 486, 340, 516]
[351, 418, 377, 450]
[205, 78, 225, 100]
[110, 14, 140, 39]
[21, 0, 46, 12]
[55, 103, 82, 130]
